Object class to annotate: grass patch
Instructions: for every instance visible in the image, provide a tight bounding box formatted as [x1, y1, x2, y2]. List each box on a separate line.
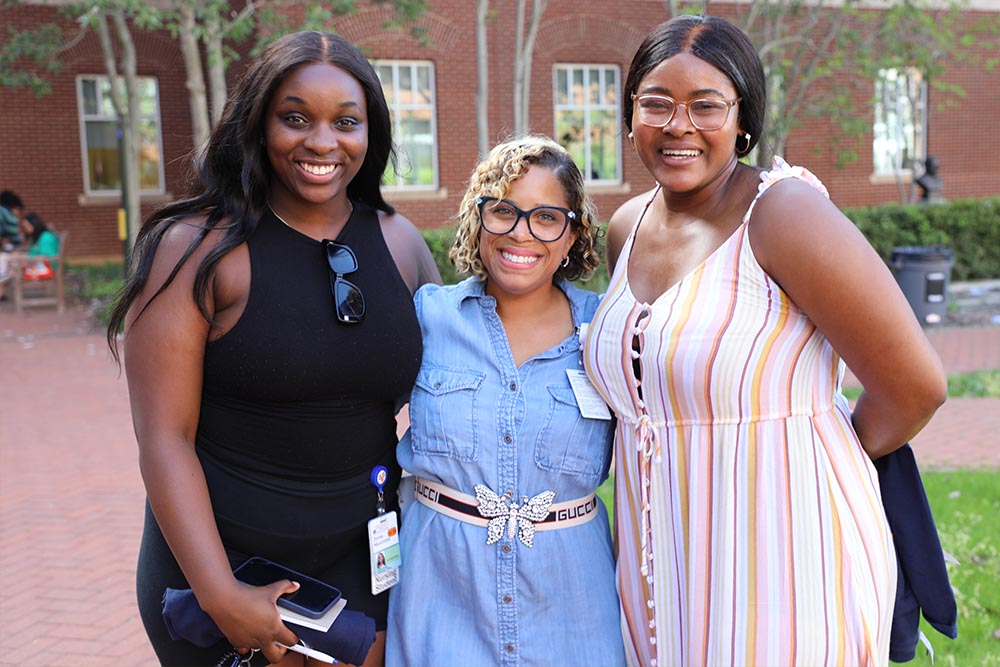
[843, 385, 863, 401]
[843, 370, 1000, 401]
[596, 470, 1000, 665]
[947, 370, 1000, 398]
[903, 470, 1000, 666]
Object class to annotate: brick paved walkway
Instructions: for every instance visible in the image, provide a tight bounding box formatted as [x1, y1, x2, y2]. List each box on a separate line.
[1, 304, 997, 666]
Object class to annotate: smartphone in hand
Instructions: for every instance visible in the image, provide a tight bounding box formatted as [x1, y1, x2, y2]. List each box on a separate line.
[233, 557, 341, 619]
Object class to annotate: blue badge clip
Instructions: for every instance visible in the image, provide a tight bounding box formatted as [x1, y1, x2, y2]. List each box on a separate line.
[371, 465, 389, 515]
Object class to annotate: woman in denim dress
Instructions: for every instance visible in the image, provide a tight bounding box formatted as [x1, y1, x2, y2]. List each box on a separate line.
[386, 136, 625, 667]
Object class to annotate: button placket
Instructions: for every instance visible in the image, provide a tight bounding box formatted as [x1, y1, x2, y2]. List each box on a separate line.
[486, 300, 521, 667]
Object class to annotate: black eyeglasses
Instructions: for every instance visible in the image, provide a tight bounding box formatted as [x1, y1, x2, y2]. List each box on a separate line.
[476, 197, 576, 243]
[323, 240, 365, 324]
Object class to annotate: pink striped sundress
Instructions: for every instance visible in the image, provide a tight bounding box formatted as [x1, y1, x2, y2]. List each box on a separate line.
[583, 157, 896, 667]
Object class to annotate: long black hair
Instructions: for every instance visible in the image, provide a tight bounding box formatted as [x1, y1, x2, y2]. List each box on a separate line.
[623, 15, 766, 156]
[22, 212, 50, 246]
[107, 31, 396, 361]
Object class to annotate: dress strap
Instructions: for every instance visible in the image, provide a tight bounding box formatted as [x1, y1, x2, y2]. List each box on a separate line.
[743, 155, 830, 223]
[634, 184, 661, 236]
[611, 185, 661, 282]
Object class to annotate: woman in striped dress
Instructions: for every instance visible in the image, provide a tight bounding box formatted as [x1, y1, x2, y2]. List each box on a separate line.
[583, 15, 946, 667]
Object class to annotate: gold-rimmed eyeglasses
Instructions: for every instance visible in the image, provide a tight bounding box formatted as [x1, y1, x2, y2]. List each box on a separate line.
[631, 93, 740, 131]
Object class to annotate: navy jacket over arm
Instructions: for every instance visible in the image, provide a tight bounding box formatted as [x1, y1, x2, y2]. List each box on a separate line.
[875, 444, 958, 663]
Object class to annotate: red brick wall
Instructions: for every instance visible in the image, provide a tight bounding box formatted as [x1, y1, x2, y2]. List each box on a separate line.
[2, 2, 997, 260]
[782, 10, 1000, 209]
[0, 5, 196, 259]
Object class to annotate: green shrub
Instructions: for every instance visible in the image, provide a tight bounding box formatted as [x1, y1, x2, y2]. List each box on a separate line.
[67, 261, 124, 327]
[845, 197, 1000, 280]
[420, 227, 464, 286]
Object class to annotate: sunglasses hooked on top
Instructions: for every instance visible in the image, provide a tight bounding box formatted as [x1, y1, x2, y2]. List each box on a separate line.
[476, 197, 576, 243]
[323, 240, 365, 324]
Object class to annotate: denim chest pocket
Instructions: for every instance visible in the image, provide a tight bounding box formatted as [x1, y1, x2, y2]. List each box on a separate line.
[410, 366, 485, 461]
[535, 384, 612, 479]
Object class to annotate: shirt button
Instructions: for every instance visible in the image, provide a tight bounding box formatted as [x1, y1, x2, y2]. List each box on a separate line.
[433, 382, 442, 389]
[503, 595, 512, 604]
[506, 644, 515, 653]
[502, 544, 511, 553]
[504, 434, 512, 443]
[509, 382, 517, 391]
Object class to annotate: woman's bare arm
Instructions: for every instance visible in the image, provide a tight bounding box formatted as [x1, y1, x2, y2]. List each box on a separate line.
[749, 179, 946, 458]
[123, 221, 300, 661]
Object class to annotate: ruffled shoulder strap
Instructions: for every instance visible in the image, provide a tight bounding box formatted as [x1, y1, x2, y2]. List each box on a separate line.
[743, 156, 829, 222]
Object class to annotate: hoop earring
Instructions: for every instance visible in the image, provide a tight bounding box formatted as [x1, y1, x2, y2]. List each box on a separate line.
[561, 256, 570, 268]
[736, 132, 752, 155]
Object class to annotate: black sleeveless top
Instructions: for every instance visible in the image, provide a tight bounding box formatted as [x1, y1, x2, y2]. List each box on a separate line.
[198, 202, 422, 484]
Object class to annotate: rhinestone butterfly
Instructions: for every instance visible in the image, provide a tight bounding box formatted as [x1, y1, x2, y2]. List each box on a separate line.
[473, 485, 556, 548]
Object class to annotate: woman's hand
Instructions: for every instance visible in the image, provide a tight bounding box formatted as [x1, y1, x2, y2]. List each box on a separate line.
[205, 578, 303, 664]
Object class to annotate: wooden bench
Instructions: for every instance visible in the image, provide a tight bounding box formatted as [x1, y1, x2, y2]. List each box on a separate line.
[12, 231, 69, 314]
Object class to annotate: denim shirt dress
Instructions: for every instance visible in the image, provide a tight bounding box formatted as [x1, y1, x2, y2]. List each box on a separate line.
[386, 277, 625, 667]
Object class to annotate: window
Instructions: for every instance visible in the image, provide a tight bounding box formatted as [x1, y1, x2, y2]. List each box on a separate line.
[77, 75, 164, 195]
[873, 68, 926, 176]
[553, 65, 621, 183]
[375, 61, 438, 189]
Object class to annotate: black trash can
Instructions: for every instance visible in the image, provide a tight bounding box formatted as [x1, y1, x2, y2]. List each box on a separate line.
[891, 246, 955, 325]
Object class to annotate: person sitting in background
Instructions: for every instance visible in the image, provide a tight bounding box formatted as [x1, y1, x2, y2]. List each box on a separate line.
[19, 212, 59, 281]
[21, 213, 59, 257]
[1, 190, 25, 249]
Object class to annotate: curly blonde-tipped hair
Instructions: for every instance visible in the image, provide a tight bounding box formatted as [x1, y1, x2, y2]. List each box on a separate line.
[450, 135, 601, 282]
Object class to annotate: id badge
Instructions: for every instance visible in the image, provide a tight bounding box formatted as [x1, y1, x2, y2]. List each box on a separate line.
[368, 511, 401, 595]
[566, 369, 612, 420]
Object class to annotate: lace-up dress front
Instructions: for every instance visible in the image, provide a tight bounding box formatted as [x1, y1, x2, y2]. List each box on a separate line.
[583, 158, 896, 667]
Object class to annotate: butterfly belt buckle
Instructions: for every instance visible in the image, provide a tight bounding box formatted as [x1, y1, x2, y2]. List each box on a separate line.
[473, 485, 555, 548]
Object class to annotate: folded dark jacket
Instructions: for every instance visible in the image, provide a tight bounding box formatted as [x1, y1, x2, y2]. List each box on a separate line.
[162, 587, 375, 665]
[875, 444, 958, 663]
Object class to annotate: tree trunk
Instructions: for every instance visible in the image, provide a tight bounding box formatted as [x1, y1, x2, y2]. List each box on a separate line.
[204, 15, 227, 127]
[94, 11, 140, 259]
[520, 0, 544, 134]
[476, 0, 489, 157]
[513, 0, 526, 135]
[113, 11, 142, 258]
[178, 2, 211, 153]
[513, 0, 545, 136]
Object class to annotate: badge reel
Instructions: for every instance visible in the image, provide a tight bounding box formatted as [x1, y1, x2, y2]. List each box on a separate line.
[368, 466, 401, 595]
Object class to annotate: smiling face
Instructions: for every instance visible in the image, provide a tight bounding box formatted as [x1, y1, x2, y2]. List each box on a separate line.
[479, 166, 578, 302]
[631, 52, 741, 197]
[265, 62, 368, 211]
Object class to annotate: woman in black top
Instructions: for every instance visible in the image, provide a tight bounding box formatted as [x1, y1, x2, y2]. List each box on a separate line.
[108, 31, 440, 666]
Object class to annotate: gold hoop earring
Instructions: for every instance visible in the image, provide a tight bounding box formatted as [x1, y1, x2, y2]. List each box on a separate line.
[736, 132, 752, 155]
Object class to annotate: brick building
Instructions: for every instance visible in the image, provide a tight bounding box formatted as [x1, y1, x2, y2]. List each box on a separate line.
[1, 0, 997, 262]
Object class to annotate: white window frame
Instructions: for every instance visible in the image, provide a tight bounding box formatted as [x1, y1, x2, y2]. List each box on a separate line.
[76, 74, 165, 196]
[873, 67, 927, 177]
[375, 60, 439, 191]
[553, 64, 622, 184]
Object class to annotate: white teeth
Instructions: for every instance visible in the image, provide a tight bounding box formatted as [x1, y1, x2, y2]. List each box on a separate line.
[501, 251, 538, 265]
[300, 162, 336, 175]
[661, 149, 700, 157]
